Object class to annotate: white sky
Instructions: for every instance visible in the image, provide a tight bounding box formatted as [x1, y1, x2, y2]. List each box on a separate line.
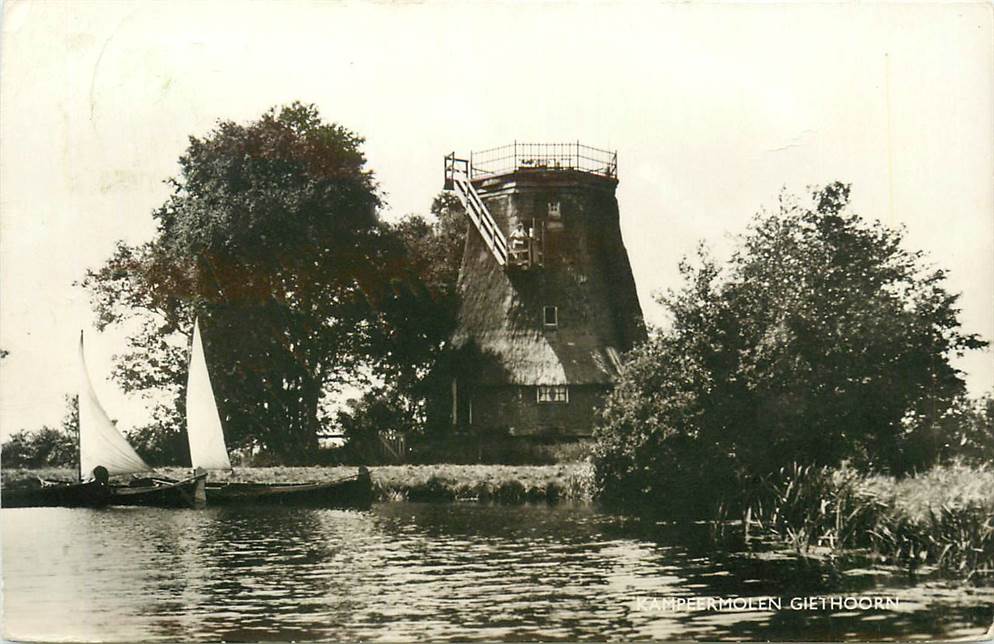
[1, 1, 992, 438]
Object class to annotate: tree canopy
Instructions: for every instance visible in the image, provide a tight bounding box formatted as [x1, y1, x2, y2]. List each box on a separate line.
[84, 103, 433, 462]
[338, 192, 468, 452]
[593, 183, 988, 511]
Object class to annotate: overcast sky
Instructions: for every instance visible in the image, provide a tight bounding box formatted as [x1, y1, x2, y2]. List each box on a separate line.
[1, 1, 991, 438]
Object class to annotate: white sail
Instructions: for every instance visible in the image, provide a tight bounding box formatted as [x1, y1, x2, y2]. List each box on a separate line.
[78, 332, 151, 478]
[186, 319, 232, 470]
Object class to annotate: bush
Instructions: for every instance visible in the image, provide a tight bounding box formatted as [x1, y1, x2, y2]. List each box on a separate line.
[591, 337, 737, 516]
[592, 183, 987, 514]
[1, 427, 76, 469]
[931, 392, 994, 465]
[126, 420, 189, 466]
[1, 395, 78, 469]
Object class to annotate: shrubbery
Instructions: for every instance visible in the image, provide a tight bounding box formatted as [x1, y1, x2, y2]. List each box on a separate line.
[1, 396, 78, 469]
[123, 404, 190, 466]
[593, 183, 988, 516]
[1, 427, 76, 469]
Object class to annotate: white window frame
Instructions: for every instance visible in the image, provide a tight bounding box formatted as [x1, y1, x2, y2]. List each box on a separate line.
[536, 385, 569, 404]
[543, 305, 558, 328]
[547, 201, 562, 219]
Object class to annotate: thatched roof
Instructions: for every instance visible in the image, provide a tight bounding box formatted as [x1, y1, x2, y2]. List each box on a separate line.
[452, 329, 624, 387]
[451, 170, 644, 387]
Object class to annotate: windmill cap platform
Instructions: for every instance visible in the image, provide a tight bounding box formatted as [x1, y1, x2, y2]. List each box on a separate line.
[445, 142, 617, 190]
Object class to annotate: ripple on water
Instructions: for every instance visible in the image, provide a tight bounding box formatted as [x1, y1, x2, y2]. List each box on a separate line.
[2, 502, 992, 641]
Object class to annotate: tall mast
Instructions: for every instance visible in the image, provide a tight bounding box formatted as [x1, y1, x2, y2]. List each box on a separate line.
[78, 330, 83, 483]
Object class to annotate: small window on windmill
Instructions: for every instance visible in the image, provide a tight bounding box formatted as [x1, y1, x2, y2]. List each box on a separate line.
[537, 385, 569, 404]
[543, 305, 558, 328]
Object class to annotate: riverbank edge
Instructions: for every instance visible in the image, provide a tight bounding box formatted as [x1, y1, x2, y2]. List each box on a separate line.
[1, 463, 598, 505]
[4, 462, 991, 580]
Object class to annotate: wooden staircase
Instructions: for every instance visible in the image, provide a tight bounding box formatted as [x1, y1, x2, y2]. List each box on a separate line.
[445, 154, 508, 267]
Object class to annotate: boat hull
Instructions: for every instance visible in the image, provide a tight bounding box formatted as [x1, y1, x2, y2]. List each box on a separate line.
[108, 472, 207, 509]
[2, 479, 111, 509]
[206, 468, 373, 508]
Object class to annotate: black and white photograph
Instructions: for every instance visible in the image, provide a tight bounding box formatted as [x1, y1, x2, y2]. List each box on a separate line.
[1, 1, 992, 641]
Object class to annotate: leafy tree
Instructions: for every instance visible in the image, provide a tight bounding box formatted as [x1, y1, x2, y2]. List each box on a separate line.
[392, 193, 467, 304]
[80, 241, 193, 464]
[593, 183, 987, 512]
[929, 391, 994, 465]
[125, 402, 190, 466]
[83, 103, 413, 461]
[375, 193, 467, 438]
[1, 395, 78, 469]
[324, 193, 467, 455]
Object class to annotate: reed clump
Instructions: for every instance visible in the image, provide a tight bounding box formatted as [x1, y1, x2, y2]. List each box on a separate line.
[368, 463, 596, 504]
[741, 462, 994, 579]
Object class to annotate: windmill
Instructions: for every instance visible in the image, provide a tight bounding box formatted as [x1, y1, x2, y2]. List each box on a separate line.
[444, 142, 646, 438]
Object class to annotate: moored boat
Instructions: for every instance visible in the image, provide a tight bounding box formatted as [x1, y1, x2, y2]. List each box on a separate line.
[109, 470, 207, 508]
[2, 332, 208, 510]
[2, 477, 111, 509]
[205, 467, 372, 508]
[185, 318, 373, 508]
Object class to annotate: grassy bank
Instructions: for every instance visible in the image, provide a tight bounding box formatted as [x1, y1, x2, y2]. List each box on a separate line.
[2, 463, 597, 505]
[737, 462, 994, 580]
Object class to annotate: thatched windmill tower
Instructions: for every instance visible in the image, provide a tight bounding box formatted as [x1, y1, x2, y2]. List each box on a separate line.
[444, 143, 645, 439]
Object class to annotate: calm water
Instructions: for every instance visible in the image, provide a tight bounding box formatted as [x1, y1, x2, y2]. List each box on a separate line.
[2, 502, 991, 642]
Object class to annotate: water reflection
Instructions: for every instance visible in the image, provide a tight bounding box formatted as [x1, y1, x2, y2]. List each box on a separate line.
[2, 502, 991, 641]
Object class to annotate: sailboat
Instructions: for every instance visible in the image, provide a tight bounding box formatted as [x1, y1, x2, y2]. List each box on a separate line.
[187, 319, 373, 508]
[2, 332, 206, 510]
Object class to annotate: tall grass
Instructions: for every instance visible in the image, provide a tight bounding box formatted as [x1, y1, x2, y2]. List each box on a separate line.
[739, 462, 994, 579]
[368, 463, 596, 503]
